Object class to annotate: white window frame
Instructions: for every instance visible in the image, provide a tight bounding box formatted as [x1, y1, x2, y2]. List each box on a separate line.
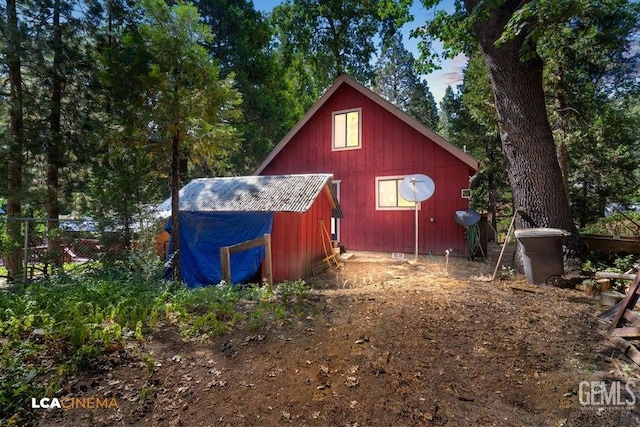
[375, 175, 421, 211]
[332, 108, 362, 151]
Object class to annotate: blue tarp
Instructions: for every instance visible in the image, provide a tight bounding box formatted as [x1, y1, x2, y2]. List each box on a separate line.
[166, 211, 274, 287]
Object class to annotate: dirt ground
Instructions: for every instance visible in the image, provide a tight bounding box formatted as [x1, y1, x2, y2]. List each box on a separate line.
[38, 246, 640, 427]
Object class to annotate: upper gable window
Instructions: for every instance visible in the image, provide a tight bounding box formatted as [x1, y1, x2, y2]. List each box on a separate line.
[332, 108, 361, 151]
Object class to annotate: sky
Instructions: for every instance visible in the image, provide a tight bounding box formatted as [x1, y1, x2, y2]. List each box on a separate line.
[253, 0, 465, 103]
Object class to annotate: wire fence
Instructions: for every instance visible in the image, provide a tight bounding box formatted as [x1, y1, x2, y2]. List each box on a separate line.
[0, 216, 167, 284]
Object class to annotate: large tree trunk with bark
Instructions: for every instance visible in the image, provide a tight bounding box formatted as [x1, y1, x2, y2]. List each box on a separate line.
[6, 0, 26, 280]
[466, 0, 583, 269]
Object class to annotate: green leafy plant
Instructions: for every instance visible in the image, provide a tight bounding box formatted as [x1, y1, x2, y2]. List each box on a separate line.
[139, 385, 156, 402]
[141, 354, 156, 374]
[275, 280, 309, 314]
[246, 307, 267, 331]
[0, 342, 45, 426]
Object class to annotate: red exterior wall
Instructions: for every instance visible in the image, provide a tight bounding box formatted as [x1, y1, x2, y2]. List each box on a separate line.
[261, 84, 474, 256]
[270, 187, 334, 282]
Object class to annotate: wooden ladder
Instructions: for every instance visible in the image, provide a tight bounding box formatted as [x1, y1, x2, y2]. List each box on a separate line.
[319, 219, 340, 269]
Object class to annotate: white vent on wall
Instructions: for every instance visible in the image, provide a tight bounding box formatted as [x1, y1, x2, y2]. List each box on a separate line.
[461, 189, 472, 199]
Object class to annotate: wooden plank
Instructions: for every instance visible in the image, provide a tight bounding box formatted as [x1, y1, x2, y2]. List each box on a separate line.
[611, 327, 640, 338]
[622, 309, 640, 325]
[312, 262, 330, 276]
[608, 336, 640, 366]
[583, 235, 640, 254]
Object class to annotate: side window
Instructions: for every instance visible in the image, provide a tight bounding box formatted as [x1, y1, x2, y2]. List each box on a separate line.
[332, 109, 361, 150]
[376, 176, 417, 210]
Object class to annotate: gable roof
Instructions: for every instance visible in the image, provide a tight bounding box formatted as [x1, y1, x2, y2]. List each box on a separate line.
[155, 174, 338, 218]
[254, 74, 479, 174]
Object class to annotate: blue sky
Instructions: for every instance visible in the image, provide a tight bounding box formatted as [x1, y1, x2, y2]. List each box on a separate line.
[253, 0, 465, 103]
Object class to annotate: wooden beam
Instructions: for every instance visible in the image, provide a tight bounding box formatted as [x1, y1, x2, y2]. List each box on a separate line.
[611, 327, 640, 339]
[227, 235, 270, 253]
[622, 309, 640, 325]
[596, 272, 637, 281]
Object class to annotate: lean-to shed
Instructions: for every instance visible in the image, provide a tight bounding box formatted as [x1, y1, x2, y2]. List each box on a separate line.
[156, 174, 339, 286]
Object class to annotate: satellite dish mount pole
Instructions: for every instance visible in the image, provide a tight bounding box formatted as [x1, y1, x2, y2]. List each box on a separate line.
[400, 174, 435, 264]
[412, 179, 419, 262]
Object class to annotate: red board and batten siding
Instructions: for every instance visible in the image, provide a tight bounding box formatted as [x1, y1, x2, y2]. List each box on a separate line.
[270, 187, 334, 282]
[260, 81, 476, 256]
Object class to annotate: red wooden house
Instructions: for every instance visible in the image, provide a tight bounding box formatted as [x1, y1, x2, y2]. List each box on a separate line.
[255, 74, 479, 256]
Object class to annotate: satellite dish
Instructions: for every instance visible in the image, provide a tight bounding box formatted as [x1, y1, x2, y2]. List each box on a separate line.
[399, 174, 435, 202]
[399, 174, 435, 262]
[455, 209, 481, 227]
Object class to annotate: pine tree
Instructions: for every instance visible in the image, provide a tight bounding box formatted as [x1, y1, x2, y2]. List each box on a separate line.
[373, 32, 438, 128]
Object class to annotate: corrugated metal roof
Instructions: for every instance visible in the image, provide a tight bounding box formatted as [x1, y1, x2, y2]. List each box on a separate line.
[156, 174, 335, 216]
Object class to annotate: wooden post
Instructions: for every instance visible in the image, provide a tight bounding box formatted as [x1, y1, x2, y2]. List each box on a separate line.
[263, 234, 273, 288]
[220, 246, 231, 285]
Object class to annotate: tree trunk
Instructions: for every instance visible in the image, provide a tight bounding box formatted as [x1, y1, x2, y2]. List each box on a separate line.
[554, 65, 571, 204]
[6, 0, 25, 280]
[47, 0, 63, 267]
[170, 126, 181, 281]
[466, 0, 583, 269]
[486, 136, 499, 241]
